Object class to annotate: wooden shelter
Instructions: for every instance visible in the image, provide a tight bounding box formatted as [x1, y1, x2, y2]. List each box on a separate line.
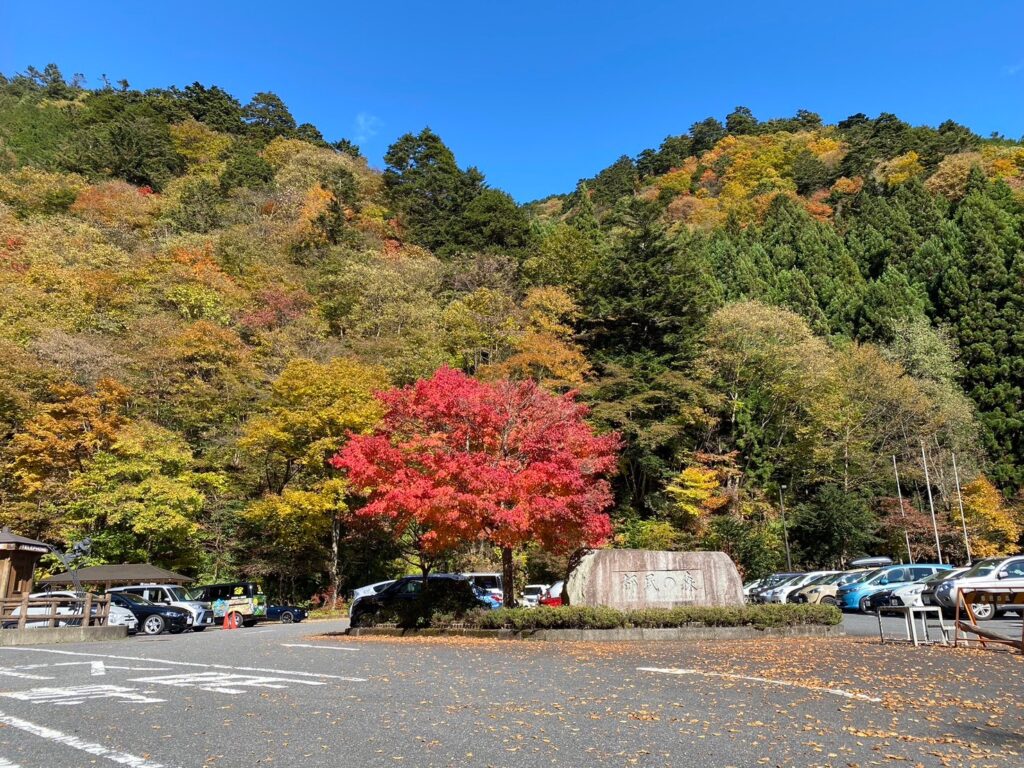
[37, 563, 193, 591]
[0, 527, 50, 599]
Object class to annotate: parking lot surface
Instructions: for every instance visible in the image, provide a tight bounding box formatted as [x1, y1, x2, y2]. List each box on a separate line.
[0, 614, 1019, 768]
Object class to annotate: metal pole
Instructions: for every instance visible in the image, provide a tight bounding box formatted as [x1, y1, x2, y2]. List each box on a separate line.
[920, 442, 942, 564]
[952, 452, 972, 564]
[779, 484, 792, 571]
[892, 455, 913, 564]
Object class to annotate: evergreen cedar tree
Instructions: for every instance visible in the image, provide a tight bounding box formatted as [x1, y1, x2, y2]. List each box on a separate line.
[331, 367, 620, 605]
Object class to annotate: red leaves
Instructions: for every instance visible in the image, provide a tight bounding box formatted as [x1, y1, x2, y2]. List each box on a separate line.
[331, 367, 620, 556]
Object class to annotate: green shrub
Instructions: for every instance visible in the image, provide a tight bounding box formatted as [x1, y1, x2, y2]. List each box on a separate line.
[356, 603, 841, 631]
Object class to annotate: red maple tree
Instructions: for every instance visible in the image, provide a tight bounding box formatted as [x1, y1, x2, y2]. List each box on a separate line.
[331, 367, 619, 604]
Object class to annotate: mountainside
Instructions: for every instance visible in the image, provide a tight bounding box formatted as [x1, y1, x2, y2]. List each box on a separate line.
[1, 65, 1022, 595]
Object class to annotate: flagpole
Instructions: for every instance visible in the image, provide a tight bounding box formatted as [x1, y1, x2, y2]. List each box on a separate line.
[920, 441, 942, 564]
[892, 455, 913, 564]
[952, 452, 971, 564]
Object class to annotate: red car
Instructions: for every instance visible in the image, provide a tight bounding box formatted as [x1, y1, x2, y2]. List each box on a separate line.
[538, 581, 564, 607]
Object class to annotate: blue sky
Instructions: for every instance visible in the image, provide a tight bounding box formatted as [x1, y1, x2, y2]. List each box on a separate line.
[2, 2, 1022, 201]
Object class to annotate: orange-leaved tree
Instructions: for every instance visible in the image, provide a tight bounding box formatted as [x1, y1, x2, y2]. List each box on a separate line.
[331, 367, 619, 605]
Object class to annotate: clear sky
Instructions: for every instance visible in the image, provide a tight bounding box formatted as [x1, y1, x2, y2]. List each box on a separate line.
[2, 1, 1022, 201]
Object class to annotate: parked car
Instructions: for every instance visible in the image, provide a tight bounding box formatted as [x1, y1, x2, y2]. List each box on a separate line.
[921, 567, 968, 608]
[836, 564, 951, 613]
[873, 567, 970, 612]
[520, 584, 549, 608]
[742, 578, 765, 597]
[8, 591, 137, 633]
[349, 574, 497, 627]
[349, 580, 396, 617]
[190, 582, 267, 627]
[760, 571, 838, 604]
[108, 584, 214, 632]
[464, 573, 503, 601]
[934, 555, 1024, 620]
[106, 591, 191, 635]
[266, 605, 307, 623]
[790, 572, 851, 604]
[539, 581, 564, 607]
[747, 573, 800, 603]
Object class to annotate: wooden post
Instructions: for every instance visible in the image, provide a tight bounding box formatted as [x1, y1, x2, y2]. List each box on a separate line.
[84, 592, 93, 627]
[17, 592, 28, 630]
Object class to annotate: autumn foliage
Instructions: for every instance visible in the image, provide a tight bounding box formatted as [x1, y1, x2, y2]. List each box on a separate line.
[332, 367, 619, 601]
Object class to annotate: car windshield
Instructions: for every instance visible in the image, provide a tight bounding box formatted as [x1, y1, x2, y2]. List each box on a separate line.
[803, 573, 835, 587]
[165, 587, 190, 601]
[776, 575, 804, 588]
[844, 568, 882, 585]
[961, 559, 1000, 578]
[115, 592, 154, 606]
[471, 576, 500, 591]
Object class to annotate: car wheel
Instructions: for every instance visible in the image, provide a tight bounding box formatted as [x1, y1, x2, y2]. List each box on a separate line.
[858, 596, 873, 614]
[820, 596, 837, 607]
[191, 626, 206, 632]
[231, 612, 246, 628]
[142, 615, 165, 635]
[972, 602, 995, 621]
[279, 611, 294, 624]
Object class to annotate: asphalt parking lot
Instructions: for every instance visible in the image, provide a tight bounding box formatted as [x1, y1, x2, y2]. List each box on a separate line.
[0, 614, 1019, 768]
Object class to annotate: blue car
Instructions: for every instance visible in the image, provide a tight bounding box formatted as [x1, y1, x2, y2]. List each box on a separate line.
[266, 605, 307, 623]
[836, 564, 951, 613]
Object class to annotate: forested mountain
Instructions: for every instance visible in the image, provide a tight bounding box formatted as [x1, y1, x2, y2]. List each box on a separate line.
[1, 65, 1021, 597]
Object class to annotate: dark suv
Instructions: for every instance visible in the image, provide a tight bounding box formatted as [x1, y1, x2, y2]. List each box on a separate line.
[349, 574, 494, 627]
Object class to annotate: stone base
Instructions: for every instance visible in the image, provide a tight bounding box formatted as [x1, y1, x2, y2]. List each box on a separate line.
[0, 625, 128, 646]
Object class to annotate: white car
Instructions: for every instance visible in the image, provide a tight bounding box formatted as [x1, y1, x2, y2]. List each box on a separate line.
[349, 580, 395, 617]
[761, 572, 837, 604]
[887, 568, 968, 608]
[520, 584, 549, 607]
[934, 555, 1024, 620]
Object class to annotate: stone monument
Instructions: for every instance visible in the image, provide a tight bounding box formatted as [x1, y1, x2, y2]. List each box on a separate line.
[565, 550, 744, 609]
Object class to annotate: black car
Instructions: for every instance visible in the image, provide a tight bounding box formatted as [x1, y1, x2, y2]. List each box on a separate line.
[868, 589, 897, 612]
[266, 605, 307, 623]
[107, 591, 191, 636]
[349, 574, 492, 627]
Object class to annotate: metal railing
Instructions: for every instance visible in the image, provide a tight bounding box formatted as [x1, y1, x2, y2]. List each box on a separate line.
[0, 594, 111, 630]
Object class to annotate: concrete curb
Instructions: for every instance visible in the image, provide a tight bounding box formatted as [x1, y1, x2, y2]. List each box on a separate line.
[0, 625, 128, 646]
[339, 624, 844, 641]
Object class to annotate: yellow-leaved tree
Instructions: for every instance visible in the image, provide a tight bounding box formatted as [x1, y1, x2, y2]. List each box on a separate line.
[240, 358, 389, 603]
[960, 476, 1022, 558]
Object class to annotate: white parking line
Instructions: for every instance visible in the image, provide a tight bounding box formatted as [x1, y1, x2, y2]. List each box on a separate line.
[0, 710, 172, 767]
[281, 643, 359, 651]
[3, 685, 165, 706]
[637, 667, 882, 702]
[0, 758, 20, 767]
[0, 647, 366, 682]
[130, 672, 324, 695]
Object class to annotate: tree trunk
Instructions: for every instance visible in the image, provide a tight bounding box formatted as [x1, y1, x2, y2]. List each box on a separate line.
[501, 546, 516, 608]
[330, 518, 341, 611]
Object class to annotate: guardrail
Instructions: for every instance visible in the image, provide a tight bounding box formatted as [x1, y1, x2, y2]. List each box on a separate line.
[0, 594, 111, 629]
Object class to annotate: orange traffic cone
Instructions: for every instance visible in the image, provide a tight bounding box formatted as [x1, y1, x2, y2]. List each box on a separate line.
[222, 612, 236, 630]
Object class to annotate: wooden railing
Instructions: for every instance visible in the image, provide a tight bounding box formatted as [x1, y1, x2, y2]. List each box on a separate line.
[0, 594, 111, 630]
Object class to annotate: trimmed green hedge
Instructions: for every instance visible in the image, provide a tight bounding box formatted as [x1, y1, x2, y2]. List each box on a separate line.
[361, 603, 841, 631]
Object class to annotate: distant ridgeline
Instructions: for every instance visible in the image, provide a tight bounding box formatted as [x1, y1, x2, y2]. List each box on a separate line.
[0, 64, 1021, 591]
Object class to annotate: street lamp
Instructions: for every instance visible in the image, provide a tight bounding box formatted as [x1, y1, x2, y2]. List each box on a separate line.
[779, 484, 793, 571]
